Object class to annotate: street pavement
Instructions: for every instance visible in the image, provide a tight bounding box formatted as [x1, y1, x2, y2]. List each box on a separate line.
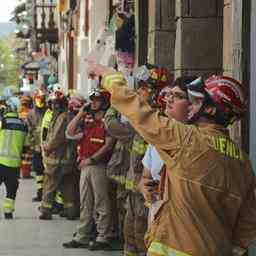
[1, 179, 256, 256]
[0, 179, 122, 256]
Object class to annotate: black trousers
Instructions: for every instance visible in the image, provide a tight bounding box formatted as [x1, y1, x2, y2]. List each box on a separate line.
[0, 164, 19, 200]
[32, 151, 44, 176]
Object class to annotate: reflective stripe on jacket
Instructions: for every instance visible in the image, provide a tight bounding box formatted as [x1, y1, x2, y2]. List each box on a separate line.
[79, 119, 111, 162]
[41, 108, 53, 143]
[0, 112, 27, 168]
[27, 107, 46, 151]
[104, 107, 134, 185]
[125, 133, 147, 192]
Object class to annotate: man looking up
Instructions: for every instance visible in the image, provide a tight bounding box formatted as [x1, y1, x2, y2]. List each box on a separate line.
[87, 62, 256, 256]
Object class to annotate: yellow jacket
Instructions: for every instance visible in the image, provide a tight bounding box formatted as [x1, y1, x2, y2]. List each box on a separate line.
[103, 72, 256, 256]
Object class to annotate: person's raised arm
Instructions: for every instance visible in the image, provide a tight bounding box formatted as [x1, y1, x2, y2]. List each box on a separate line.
[86, 62, 190, 160]
[66, 106, 85, 140]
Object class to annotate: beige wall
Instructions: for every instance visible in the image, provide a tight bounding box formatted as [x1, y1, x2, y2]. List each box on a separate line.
[223, 0, 232, 75]
[146, 0, 223, 78]
[76, 0, 108, 97]
[222, 0, 244, 147]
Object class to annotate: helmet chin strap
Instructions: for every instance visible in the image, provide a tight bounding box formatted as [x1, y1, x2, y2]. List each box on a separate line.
[187, 94, 215, 124]
[187, 101, 207, 124]
[188, 99, 234, 127]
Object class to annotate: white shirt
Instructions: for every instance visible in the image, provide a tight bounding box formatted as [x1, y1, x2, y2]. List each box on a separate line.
[142, 144, 164, 181]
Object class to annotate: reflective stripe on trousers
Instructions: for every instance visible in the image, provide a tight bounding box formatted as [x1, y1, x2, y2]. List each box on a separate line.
[2, 198, 15, 213]
[148, 242, 191, 256]
[55, 191, 64, 204]
[36, 175, 44, 189]
[132, 140, 147, 155]
[110, 175, 126, 185]
[43, 156, 69, 165]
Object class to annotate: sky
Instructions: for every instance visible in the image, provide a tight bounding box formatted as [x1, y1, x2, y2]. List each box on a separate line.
[0, 0, 20, 22]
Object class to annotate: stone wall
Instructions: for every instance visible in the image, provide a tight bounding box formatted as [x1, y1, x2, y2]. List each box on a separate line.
[147, 0, 176, 71]
[174, 0, 223, 77]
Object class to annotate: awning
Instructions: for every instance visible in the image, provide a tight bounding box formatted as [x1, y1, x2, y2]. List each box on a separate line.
[21, 61, 40, 71]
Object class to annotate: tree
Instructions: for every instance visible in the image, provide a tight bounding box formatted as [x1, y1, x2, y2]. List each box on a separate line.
[0, 35, 25, 92]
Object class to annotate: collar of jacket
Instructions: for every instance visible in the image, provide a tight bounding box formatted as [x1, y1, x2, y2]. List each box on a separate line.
[196, 122, 229, 136]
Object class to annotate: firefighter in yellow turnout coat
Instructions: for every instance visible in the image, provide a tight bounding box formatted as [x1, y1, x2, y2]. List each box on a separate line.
[39, 90, 78, 220]
[87, 62, 256, 256]
[104, 107, 134, 243]
[27, 89, 47, 201]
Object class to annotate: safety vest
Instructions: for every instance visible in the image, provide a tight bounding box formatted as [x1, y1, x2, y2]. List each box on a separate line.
[41, 108, 53, 142]
[79, 119, 112, 162]
[0, 112, 28, 168]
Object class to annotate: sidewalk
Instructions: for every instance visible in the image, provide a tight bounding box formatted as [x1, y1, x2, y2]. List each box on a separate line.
[0, 179, 122, 256]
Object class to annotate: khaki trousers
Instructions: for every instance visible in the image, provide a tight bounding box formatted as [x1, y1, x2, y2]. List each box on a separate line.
[75, 163, 112, 244]
[124, 192, 148, 256]
[41, 164, 78, 217]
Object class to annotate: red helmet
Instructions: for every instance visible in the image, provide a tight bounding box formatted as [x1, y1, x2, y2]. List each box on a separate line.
[204, 75, 246, 117]
[48, 90, 65, 101]
[33, 89, 46, 108]
[148, 67, 173, 88]
[33, 88, 46, 99]
[156, 86, 172, 113]
[134, 64, 173, 89]
[20, 95, 32, 106]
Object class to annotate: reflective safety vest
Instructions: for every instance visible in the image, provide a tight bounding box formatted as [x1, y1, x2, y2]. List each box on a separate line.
[0, 112, 28, 168]
[79, 119, 111, 162]
[41, 108, 53, 142]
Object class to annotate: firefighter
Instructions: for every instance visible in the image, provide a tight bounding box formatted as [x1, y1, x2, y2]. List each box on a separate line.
[63, 89, 115, 250]
[0, 96, 28, 219]
[104, 106, 134, 246]
[39, 89, 78, 220]
[88, 62, 256, 256]
[27, 89, 47, 201]
[59, 93, 86, 219]
[40, 94, 64, 213]
[121, 65, 173, 256]
[140, 77, 196, 226]
[19, 95, 33, 179]
[19, 95, 32, 120]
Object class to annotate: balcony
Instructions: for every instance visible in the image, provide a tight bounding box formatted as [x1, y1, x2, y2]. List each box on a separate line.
[35, 0, 58, 44]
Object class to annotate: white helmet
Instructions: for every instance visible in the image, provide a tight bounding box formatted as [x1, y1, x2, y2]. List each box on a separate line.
[6, 97, 21, 112]
[2, 86, 18, 99]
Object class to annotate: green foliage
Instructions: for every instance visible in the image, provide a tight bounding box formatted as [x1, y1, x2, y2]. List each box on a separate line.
[0, 35, 25, 91]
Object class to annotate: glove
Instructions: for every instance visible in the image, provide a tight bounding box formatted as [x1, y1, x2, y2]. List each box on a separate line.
[85, 60, 126, 92]
[102, 72, 126, 92]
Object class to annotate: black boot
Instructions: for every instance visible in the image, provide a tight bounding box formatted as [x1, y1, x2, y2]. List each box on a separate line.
[39, 212, 52, 220]
[88, 241, 112, 251]
[32, 189, 42, 202]
[60, 208, 80, 220]
[63, 240, 89, 248]
[4, 213, 13, 219]
[51, 201, 64, 215]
